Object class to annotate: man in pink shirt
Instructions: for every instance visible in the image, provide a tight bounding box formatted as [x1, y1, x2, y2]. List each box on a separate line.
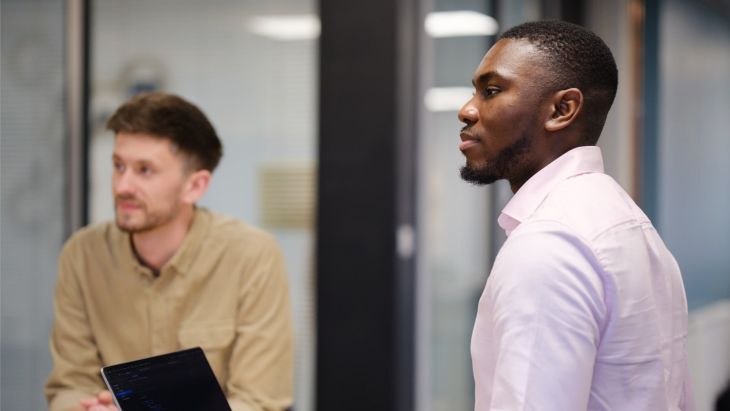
[458, 21, 693, 410]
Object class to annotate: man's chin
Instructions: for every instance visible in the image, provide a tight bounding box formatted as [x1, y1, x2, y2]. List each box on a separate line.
[460, 164, 500, 185]
[115, 216, 147, 233]
[116, 221, 140, 233]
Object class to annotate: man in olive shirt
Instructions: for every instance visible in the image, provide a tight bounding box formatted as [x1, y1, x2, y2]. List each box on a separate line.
[45, 92, 294, 411]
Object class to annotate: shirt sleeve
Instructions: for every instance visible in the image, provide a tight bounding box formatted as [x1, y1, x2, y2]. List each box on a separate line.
[479, 221, 606, 411]
[45, 240, 106, 411]
[226, 235, 294, 411]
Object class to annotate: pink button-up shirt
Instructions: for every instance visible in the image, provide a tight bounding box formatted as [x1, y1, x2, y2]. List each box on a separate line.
[471, 146, 693, 410]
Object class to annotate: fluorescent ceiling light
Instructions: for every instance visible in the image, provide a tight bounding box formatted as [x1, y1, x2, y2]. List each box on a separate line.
[424, 87, 473, 112]
[425, 11, 499, 38]
[247, 14, 320, 41]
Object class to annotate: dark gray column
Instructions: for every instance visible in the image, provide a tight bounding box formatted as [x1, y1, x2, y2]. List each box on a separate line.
[316, 0, 420, 409]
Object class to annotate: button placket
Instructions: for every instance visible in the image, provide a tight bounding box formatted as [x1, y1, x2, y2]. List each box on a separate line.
[149, 288, 167, 355]
[148, 267, 183, 355]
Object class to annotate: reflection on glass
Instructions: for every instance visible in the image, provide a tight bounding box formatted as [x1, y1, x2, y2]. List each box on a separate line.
[418, 1, 496, 410]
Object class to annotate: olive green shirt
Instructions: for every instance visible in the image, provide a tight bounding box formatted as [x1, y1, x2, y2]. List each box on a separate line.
[45, 208, 293, 411]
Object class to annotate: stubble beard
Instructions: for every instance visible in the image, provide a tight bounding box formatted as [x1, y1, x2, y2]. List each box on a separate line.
[460, 132, 533, 186]
[115, 200, 180, 234]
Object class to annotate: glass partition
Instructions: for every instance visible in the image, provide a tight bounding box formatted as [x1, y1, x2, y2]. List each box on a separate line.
[417, 2, 496, 410]
[1, 1, 67, 409]
[417, 1, 543, 409]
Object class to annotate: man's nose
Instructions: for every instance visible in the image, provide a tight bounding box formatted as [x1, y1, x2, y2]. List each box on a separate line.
[113, 170, 135, 195]
[458, 100, 478, 124]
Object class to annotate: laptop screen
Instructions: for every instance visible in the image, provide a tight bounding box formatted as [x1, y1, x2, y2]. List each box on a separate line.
[101, 347, 232, 411]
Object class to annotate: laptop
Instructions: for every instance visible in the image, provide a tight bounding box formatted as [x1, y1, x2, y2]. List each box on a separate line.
[101, 347, 232, 411]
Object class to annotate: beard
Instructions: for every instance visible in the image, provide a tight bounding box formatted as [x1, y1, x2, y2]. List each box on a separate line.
[460, 132, 532, 185]
[115, 196, 180, 234]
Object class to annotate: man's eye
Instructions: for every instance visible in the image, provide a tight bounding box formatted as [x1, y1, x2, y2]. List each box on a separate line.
[113, 162, 125, 173]
[482, 87, 500, 97]
[134, 164, 154, 175]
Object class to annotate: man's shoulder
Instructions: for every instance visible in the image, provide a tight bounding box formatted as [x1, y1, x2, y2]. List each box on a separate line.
[528, 172, 651, 240]
[62, 220, 119, 254]
[201, 209, 277, 249]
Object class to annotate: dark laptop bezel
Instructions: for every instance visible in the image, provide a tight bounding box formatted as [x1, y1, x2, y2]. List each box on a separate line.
[101, 347, 231, 411]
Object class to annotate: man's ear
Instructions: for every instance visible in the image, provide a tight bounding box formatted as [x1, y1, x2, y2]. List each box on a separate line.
[182, 169, 211, 204]
[545, 88, 583, 132]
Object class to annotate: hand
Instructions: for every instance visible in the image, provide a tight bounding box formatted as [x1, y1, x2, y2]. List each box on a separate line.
[79, 390, 119, 411]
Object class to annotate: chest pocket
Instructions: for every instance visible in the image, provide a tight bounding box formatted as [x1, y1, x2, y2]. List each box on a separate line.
[178, 323, 235, 385]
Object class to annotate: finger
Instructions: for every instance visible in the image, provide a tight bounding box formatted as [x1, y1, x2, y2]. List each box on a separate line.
[97, 390, 115, 404]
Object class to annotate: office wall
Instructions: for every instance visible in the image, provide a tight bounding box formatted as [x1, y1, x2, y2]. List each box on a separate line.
[0, 1, 67, 410]
[657, 0, 730, 311]
[659, 1, 730, 408]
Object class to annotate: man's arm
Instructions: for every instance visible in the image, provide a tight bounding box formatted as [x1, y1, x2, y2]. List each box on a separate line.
[478, 222, 606, 410]
[45, 241, 107, 411]
[226, 235, 294, 411]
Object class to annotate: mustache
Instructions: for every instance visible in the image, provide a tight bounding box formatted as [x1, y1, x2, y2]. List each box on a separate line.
[115, 194, 142, 205]
[460, 124, 481, 140]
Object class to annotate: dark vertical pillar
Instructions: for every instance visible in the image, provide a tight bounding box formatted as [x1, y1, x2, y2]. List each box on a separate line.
[316, 0, 418, 410]
[393, 0, 420, 409]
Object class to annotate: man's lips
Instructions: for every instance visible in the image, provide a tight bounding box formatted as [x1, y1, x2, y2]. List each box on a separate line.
[459, 132, 481, 151]
[116, 200, 142, 212]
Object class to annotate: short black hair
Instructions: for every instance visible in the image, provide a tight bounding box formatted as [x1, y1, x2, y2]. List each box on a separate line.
[500, 20, 618, 144]
[107, 92, 223, 172]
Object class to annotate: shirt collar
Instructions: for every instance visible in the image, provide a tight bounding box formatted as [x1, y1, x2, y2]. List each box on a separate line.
[118, 207, 211, 278]
[498, 146, 605, 236]
[163, 207, 210, 276]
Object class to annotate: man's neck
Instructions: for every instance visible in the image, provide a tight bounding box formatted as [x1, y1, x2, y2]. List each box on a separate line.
[131, 206, 195, 272]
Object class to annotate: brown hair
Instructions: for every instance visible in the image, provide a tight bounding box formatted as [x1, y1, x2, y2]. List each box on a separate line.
[106, 92, 223, 171]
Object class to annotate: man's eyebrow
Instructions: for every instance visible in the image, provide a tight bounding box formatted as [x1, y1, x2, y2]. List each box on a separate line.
[471, 71, 502, 87]
[111, 153, 153, 165]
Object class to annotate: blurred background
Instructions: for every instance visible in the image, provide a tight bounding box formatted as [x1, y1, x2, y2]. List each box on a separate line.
[1, 0, 728, 410]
